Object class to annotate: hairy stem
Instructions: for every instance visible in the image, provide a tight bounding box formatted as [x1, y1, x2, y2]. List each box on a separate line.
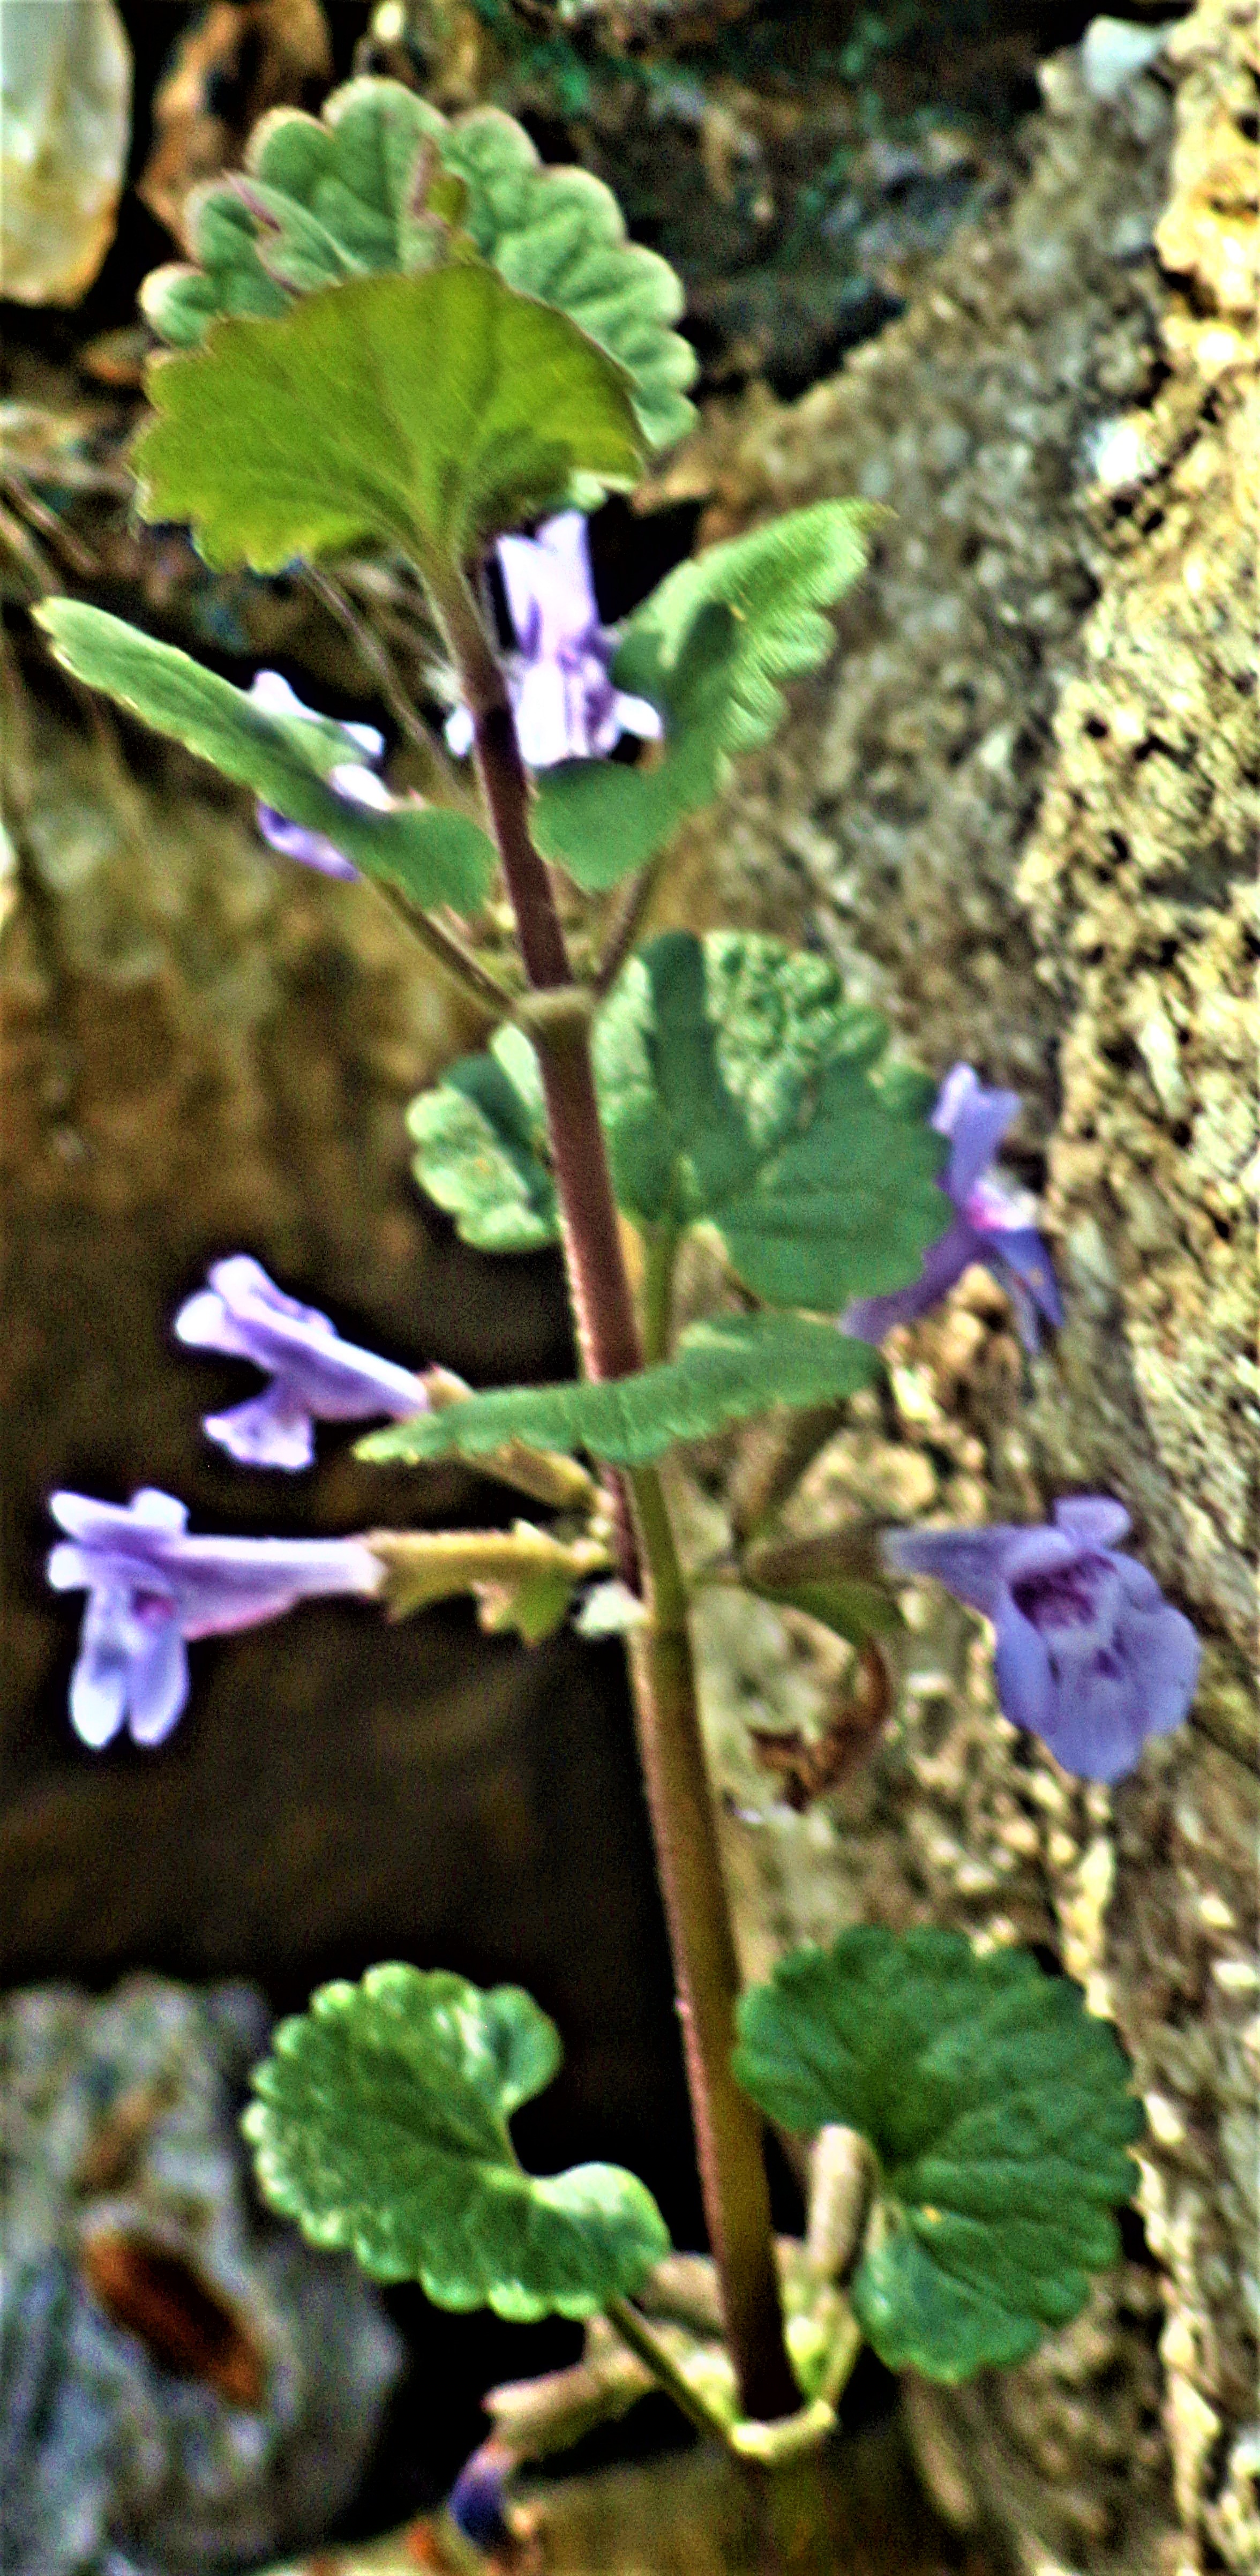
[592, 852, 663, 1000]
[442, 568, 797, 2424]
[364, 874, 514, 1020]
[602, 2296, 732, 2444]
[626, 1464, 799, 2424]
[301, 561, 444, 769]
[640, 1220, 680, 1369]
[442, 573, 641, 1381]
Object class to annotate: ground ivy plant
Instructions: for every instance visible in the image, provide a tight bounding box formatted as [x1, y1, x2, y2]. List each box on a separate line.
[39, 74, 1199, 2572]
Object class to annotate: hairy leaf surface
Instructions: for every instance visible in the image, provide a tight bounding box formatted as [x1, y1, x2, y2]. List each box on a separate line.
[734, 1929, 1143, 2380]
[245, 1964, 669, 2319]
[603, 933, 947, 1307]
[358, 1314, 879, 1469]
[133, 266, 644, 575]
[142, 78, 695, 451]
[34, 600, 495, 909]
[534, 503, 880, 889]
[408, 931, 947, 1307]
[407, 1025, 557, 1253]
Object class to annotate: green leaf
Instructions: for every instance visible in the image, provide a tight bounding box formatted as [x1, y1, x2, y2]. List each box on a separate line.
[407, 1024, 557, 1253]
[733, 1929, 1144, 2382]
[406, 933, 948, 1302]
[358, 1313, 880, 1470]
[33, 599, 495, 910]
[741, 1529, 903, 1649]
[534, 503, 880, 890]
[745, 1575, 903, 1650]
[244, 1964, 670, 2319]
[598, 933, 948, 1309]
[141, 79, 696, 452]
[132, 265, 645, 577]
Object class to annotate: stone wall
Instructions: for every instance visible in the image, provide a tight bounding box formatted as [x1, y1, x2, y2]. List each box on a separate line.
[668, 10, 1256, 2569]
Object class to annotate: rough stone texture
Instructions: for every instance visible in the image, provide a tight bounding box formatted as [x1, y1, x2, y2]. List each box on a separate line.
[662, 13, 1256, 2572]
[0, 1973, 403, 2574]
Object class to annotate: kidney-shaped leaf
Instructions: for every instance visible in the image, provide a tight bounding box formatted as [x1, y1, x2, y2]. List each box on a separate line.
[132, 265, 645, 576]
[34, 600, 495, 911]
[142, 78, 696, 452]
[245, 1964, 669, 2320]
[733, 1928, 1143, 2381]
[359, 1313, 880, 1471]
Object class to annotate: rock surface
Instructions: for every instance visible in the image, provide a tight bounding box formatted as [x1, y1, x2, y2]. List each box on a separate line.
[663, 11, 1256, 2571]
[0, 1972, 403, 2574]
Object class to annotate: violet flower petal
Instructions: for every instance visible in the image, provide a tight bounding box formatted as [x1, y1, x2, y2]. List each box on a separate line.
[882, 1496, 1199, 1783]
[841, 1217, 974, 1344]
[447, 2440, 515, 2554]
[881, 1522, 1022, 1619]
[175, 1256, 428, 1469]
[67, 1581, 188, 1751]
[1052, 1496, 1131, 1551]
[48, 1489, 381, 1747]
[448, 512, 662, 768]
[988, 1226, 1064, 1335]
[248, 669, 385, 763]
[614, 686, 664, 742]
[990, 1599, 1058, 1740]
[256, 804, 361, 880]
[935, 1062, 1020, 1199]
[499, 512, 598, 657]
[203, 1389, 317, 1472]
[842, 1062, 1060, 1353]
[250, 673, 393, 880]
[513, 657, 584, 769]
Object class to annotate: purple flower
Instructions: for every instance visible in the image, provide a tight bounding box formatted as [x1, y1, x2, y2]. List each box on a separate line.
[844, 1063, 1063, 1352]
[446, 511, 663, 769]
[882, 1497, 1200, 1783]
[47, 1488, 381, 1749]
[249, 670, 389, 880]
[447, 2438, 516, 2554]
[174, 1256, 429, 1470]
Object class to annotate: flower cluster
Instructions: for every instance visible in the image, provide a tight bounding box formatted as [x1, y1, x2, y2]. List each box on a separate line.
[250, 518, 659, 882]
[47, 775, 1195, 1787]
[47, 1256, 428, 1747]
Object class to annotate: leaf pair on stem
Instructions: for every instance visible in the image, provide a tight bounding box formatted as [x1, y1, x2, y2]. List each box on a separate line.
[245, 1930, 1141, 2395]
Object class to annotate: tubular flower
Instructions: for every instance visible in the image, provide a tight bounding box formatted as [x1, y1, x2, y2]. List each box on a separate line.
[844, 1062, 1062, 1352]
[249, 669, 388, 879]
[47, 1488, 381, 1749]
[175, 1256, 429, 1470]
[446, 511, 662, 769]
[882, 1497, 1200, 1783]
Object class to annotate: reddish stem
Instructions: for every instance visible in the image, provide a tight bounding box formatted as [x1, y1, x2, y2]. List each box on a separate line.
[442, 573, 797, 2421]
